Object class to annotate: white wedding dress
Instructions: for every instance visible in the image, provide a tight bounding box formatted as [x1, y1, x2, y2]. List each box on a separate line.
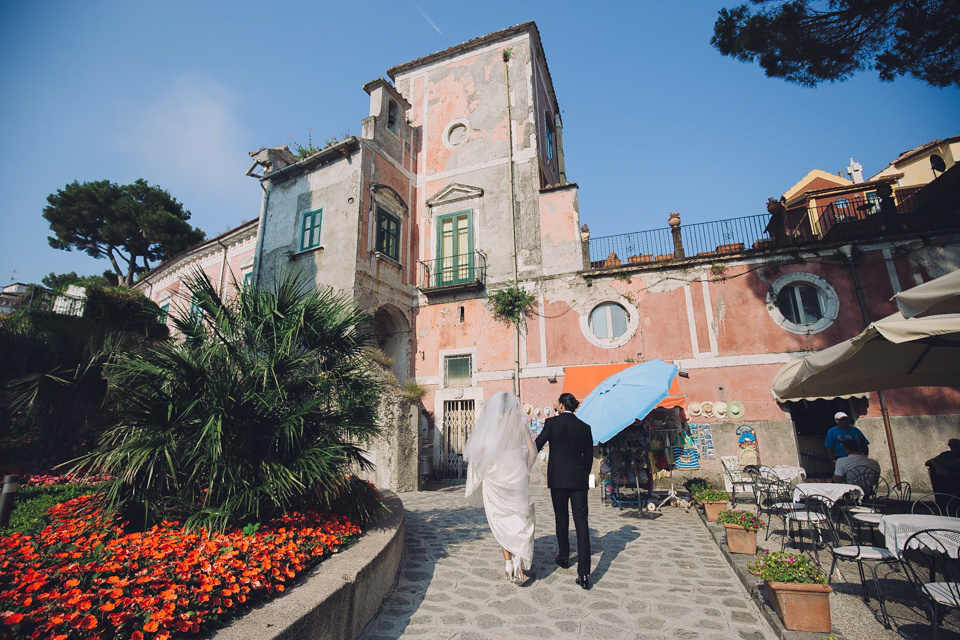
[464, 391, 537, 570]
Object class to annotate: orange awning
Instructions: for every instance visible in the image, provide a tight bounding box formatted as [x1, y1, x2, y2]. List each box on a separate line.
[562, 363, 686, 411]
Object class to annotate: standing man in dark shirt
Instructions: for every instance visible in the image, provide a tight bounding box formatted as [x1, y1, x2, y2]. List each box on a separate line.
[536, 393, 595, 589]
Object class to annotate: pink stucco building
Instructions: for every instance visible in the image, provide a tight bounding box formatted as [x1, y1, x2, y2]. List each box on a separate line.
[142, 23, 960, 492]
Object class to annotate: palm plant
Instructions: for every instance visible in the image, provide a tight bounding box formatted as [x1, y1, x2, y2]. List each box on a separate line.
[1, 312, 130, 467]
[77, 271, 383, 532]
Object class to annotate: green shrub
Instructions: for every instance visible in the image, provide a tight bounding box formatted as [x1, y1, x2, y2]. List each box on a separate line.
[489, 286, 536, 325]
[749, 550, 828, 584]
[77, 271, 384, 532]
[0, 484, 95, 536]
[715, 509, 765, 531]
[697, 489, 730, 503]
[684, 477, 716, 497]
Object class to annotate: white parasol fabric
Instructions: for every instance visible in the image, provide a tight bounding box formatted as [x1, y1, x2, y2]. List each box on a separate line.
[772, 312, 960, 401]
[894, 268, 960, 319]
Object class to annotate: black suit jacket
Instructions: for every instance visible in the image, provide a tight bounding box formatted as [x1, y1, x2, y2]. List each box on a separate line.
[535, 412, 594, 489]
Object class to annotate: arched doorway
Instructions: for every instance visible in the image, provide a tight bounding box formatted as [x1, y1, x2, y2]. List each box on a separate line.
[373, 305, 411, 383]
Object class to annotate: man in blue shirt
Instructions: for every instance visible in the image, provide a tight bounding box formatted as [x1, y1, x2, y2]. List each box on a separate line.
[824, 412, 870, 460]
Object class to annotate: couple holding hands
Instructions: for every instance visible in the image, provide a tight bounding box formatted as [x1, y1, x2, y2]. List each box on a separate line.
[464, 391, 594, 589]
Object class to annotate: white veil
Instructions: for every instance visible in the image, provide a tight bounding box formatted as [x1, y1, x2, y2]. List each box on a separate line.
[463, 391, 538, 569]
[463, 391, 537, 506]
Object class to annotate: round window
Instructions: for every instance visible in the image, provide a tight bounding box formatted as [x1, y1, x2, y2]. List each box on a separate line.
[767, 273, 839, 334]
[589, 303, 629, 340]
[442, 119, 471, 150]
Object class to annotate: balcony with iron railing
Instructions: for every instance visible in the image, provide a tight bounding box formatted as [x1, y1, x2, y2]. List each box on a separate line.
[587, 180, 959, 270]
[417, 250, 488, 295]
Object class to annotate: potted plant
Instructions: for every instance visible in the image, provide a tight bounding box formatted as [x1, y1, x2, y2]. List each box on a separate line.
[748, 551, 832, 633]
[697, 488, 729, 521]
[715, 509, 764, 555]
[683, 477, 715, 503]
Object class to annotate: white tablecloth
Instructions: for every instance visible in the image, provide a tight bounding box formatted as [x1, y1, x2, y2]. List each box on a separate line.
[762, 465, 807, 482]
[879, 514, 960, 558]
[793, 482, 863, 503]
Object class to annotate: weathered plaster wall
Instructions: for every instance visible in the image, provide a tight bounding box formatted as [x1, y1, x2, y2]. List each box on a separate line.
[359, 391, 421, 493]
[258, 155, 362, 294]
[538, 186, 584, 276]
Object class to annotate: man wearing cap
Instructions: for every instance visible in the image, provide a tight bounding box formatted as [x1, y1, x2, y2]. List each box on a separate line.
[824, 412, 870, 460]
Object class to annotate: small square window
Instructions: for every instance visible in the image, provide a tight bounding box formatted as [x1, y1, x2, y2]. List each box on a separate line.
[444, 354, 472, 387]
[300, 209, 322, 251]
[376, 206, 401, 262]
[243, 272, 253, 289]
[159, 303, 170, 322]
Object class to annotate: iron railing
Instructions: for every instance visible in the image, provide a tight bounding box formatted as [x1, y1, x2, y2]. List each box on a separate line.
[588, 214, 770, 266]
[417, 250, 487, 293]
[588, 181, 959, 269]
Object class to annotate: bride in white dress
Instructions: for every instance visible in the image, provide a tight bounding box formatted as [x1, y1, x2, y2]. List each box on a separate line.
[464, 391, 538, 583]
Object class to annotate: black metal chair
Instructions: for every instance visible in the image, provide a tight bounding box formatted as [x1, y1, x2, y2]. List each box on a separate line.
[720, 455, 755, 507]
[783, 489, 830, 553]
[900, 529, 960, 640]
[875, 481, 912, 513]
[913, 494, 960, 517]
[757, 478, 803, 542]
[823, 507, 899, 627]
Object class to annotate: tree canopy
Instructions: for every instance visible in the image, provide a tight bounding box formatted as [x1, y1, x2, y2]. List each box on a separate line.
[41, 271, 116, 292]
[712, 1, 960, 88]
[43, 179, 206, 286]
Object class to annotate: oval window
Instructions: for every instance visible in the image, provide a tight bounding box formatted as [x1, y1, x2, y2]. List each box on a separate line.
[767, 273, 839, 335]
[589, 303, 628, 340]
[776, 284, 824, 325]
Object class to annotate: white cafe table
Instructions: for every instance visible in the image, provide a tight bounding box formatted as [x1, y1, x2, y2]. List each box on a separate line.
[793, 482, 863, 503]
[760, 465, 807, 483]
[879, 514, 960, 558]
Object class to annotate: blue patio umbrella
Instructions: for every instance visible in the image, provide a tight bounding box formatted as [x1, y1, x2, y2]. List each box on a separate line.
[575, 359, 679, 445]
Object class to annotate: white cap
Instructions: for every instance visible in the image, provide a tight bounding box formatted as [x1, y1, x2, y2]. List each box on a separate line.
[834, 411, 848, 420]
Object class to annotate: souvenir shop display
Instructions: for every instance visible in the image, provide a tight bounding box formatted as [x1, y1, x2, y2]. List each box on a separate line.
[597, 407, 694, 513]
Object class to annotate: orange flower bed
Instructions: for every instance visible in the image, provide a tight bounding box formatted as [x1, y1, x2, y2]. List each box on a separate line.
[0, 495, 362, 639]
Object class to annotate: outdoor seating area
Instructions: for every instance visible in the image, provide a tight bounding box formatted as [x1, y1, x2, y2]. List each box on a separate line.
[709, 468, 960, 639]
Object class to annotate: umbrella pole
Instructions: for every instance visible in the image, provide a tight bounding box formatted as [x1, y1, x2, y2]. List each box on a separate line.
[843, 247, 901, 485]
[877, 391, 901, 484]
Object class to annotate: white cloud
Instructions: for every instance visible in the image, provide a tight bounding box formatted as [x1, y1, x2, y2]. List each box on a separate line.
[114, 73, 258, 225]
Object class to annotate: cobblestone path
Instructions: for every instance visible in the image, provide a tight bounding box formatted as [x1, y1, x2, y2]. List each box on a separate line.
[359, 485, 776, 640]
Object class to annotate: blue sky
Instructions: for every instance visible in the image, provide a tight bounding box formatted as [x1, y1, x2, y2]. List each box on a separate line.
[1, 1, 958, 285]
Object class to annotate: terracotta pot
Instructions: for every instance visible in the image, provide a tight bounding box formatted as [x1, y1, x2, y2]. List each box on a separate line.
[765, 581, 832, 633]
[723, 524, 757, 555]
[703, 500, 728, 522]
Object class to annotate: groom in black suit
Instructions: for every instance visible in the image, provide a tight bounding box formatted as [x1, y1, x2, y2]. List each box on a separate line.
[535, 393, 594, 589]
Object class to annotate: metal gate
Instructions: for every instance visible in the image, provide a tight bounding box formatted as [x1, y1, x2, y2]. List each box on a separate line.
[439, 399, 475, 479]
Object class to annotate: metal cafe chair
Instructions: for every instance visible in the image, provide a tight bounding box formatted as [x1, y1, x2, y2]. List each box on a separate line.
[875, 481, 912, 513]
[757, 478, 803, 542]
[913, 494, 960, 517]
[900, 529, 960, 640]
[720, 455, 755, 507]
[823, 507, 900, 627]
[783, 489, 830, 554]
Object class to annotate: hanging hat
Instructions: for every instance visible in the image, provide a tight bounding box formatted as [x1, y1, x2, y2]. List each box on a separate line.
[544, 407, 553, 416]
[534, 406, 542, 416]
[689, 402, 702, 416]
[727, 400, 745, 419]
[712, 401, 727, 418]
[700, 401, 714, 416]
[524, 404, 533, 415]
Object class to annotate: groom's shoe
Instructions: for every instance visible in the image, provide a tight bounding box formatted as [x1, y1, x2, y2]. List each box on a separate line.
[554, 553, 568, 569]
[576, 575, 591, 590]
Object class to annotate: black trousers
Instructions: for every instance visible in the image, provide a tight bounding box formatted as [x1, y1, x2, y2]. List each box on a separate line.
[550, 487, 591, 577]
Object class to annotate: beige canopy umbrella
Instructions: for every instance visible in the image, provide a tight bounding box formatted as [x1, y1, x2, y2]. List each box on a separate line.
[894, 268, 960, 319]
[772, 312, 960, 401]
